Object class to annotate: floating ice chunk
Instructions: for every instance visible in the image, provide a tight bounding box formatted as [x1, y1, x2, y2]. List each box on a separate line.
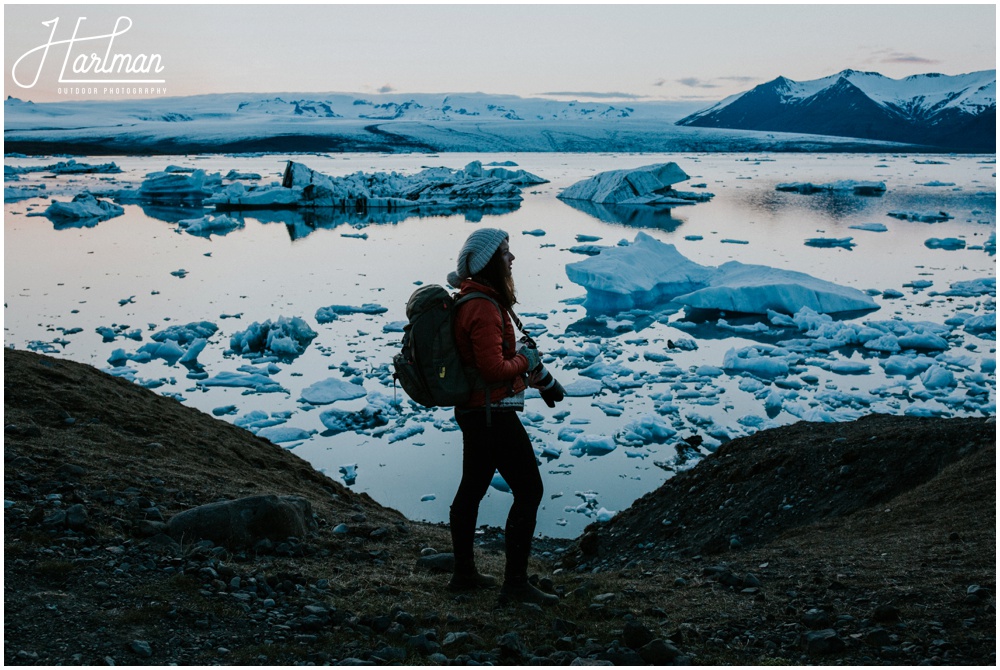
[827, 360, 871, 375]
[569, 435, 616, 457]
[897, 332, 950, 351]
[616, 415, 677, 447]
[420, 494, 436, 502]
[140, 169, 219, 202]
[924, 238, 966, 250]
[934, 278, 995, 298]
[490, 472, 511, 493]
[887, 210, 952, 223]
[43, 193, 124, 226]
[804, 237, 855, 250]
[920, 365, 956, 389]
[212, 405, 238, 416]
[522, 228, 546, 237]
[565, 232, 714, 312]
[677, 261, 878, 316]
[176, 214, 244, 238]
[723, 347, 790, 379]
[153, 321, 219, 345]
[318, 406, 388, 434]
[595, 508, 616, 522]
[257, 425, 314, 444]
[538, 443, 563, 460]
[963, 313, 996, 336]
[558, 163, 691, 205]
[200, 371, 287, 393]
[339, 464, 358, 485]
[315, 303, 388, 323]
[136, 340, 185, 365]
[229, 316, 317, 360]
[776, 180, 885, 195]
[385, 424, 424, 443]
[300, 377, 367, 404]
[849, 223, 888, 233]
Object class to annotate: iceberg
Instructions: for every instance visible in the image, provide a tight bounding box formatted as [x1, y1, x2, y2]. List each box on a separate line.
[558, 162, 701, 206]
[43, 193, 124, 227]
[207, 160, 539, 215]
[565, 232, 714, 312]
[566, 233, 879, 315]
[674, 261, 879, 315]
[139, 169, 220, 203]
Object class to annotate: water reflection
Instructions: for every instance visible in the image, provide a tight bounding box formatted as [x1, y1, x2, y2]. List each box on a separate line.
[559, 199, 687, 232]
[238, 203, 521, 241]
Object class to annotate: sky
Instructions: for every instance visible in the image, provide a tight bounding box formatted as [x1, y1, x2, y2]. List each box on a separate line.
[4, 2, 996, 104]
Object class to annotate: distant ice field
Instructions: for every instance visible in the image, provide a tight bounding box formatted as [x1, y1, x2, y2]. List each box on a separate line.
[4, 152, 995, 538]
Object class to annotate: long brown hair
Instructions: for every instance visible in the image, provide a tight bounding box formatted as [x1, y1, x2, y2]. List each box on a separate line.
[472, 247, 517, 309]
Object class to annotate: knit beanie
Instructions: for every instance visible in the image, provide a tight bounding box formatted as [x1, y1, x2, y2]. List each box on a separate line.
[447, 228, 509, 288]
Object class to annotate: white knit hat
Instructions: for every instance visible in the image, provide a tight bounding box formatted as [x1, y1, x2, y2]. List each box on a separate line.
[447, 228, 509, 288]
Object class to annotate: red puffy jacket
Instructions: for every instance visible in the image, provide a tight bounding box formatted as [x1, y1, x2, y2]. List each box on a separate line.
[453, 279, 528, 408]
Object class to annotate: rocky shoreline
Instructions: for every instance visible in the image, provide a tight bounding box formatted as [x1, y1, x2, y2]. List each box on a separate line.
[5, 349, 995, 665]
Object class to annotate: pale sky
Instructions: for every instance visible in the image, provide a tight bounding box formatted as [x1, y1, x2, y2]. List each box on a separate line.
[4, 3, 996, 104]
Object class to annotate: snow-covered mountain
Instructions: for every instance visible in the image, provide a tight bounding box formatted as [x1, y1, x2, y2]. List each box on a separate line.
[3, 90, 933, 155]
[677, 70, 996, 152]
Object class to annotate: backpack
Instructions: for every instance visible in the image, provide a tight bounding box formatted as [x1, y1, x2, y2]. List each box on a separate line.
[391, 284, 501, 408]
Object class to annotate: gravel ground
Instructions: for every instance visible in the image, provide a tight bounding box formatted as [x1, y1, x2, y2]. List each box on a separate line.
[5, 348, 995, 665]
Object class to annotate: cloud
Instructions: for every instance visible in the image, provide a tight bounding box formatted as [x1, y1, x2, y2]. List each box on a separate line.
[676, 77, 720, 89]
[540, 91, 645, 100]
[377, 84, 395, 93]
[865, 49, 939, 66]
[718, 76, 759, 84]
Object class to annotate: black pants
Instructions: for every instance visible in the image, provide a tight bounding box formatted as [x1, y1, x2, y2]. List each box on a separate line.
[451, 409, 543, 581]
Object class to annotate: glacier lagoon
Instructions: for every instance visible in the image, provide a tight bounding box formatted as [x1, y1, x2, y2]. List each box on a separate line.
[4, 152, 996, 538]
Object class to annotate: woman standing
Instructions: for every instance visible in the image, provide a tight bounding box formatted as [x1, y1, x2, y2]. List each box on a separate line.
[446, 228, 564, 605]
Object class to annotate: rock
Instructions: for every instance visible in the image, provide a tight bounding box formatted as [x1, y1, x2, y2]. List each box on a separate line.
[801, 629, 846, 655]
[623, 621, 655, 649]
[638, 639, 683, 664]
[130, 640, 152, 658]
[802, 608, 833, 629]
[166, 495, 314, 549]
[570, 658, 614, 666]
[873, 604, 901, 623]
[497, 632, 529, 662]
[414, 552, 455, 573]
[65, 504, 88, 530]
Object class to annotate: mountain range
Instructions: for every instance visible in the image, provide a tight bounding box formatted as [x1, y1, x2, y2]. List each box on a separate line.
[676, 69, 995, 152]
[4, 69, 994, 154]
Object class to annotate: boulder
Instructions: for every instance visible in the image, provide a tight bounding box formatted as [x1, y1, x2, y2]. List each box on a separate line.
[167, 494, 314, 549]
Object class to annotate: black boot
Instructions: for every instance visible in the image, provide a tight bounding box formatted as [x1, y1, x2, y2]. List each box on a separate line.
[448, 568, 498, 592]
[499, 576, 559, 606]
[448, 552, 498, 592]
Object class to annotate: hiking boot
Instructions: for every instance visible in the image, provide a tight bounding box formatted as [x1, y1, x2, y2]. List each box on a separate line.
[448, 571, 498, 592]
[499, 579, 559, 606]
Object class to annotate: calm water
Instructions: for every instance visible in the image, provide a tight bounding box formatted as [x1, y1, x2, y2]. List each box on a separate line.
[5, 152, 996, 538]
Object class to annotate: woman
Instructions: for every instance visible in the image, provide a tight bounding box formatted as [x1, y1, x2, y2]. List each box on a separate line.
[446, 227, 564, 605]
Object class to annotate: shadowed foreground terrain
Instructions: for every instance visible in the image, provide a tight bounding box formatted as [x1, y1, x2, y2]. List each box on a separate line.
[4, 348, 995, 665]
